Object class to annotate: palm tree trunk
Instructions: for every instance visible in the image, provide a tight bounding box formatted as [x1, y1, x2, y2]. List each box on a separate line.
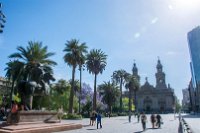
[69, 66, 76, 114]
[93, 74, 97, 111]
[128, 89, 132, 122]
[109, 105, 112, 114]
[79, 66, 82, 114]
[120, 78, 123, 113]
[134, 90, 137, 112]
[129, 89, 132, 113]
[10, 80, 15, 108]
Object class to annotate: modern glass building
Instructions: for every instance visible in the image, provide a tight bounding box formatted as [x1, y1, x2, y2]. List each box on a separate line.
[188, 26, 200, 111]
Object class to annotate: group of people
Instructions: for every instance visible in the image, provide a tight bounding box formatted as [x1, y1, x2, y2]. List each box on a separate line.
[140, 112, 162, 131]
[90, 111, 102, 129]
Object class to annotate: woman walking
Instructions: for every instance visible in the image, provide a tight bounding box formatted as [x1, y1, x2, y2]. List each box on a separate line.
[141, 112, 147, 131]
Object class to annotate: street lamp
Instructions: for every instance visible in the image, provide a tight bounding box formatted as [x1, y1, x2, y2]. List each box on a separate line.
[0, 2, 6, 33]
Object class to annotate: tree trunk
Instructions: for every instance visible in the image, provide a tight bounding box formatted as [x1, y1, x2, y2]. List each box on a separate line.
[68, 66, 76, 114]
[134, 90, 137, 112]
[78, 66, 82, 114]
[120, 78, 123, 113]
[93, 74, 97, 111]
[10, 80, 15, 108]
[129, 89, 132, 113]
[128, 89, 132, 123]
[109, 105, 112, 114]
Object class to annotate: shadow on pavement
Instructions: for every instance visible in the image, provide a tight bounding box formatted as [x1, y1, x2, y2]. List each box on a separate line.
[147, 127, 159, 130]
[182, 114, 200, 119]
[87, 129, 97, 130]
[123, 122, 130, 124]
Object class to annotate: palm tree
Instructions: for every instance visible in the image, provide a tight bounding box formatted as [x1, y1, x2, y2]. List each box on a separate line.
[5, 60, 24, 107]
[98, 81, 120, 113]
[86, 49, 107, 111]
[63, 39, 87, 114]
[125, 74, 140, 114]
[8, 41, 56, 109]
[77, 43, 87, 114]
[112, 69, 128, 112]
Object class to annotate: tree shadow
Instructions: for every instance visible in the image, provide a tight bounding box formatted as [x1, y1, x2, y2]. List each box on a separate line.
[87, 129, 97, 130]
[123, 122, 131, 124]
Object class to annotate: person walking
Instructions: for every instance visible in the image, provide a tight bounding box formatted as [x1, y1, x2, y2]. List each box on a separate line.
[141, 112, 147, 131]
[150, 114, 156, 128]
[96, 112, 102, 129]
[156, 114, 162, 128]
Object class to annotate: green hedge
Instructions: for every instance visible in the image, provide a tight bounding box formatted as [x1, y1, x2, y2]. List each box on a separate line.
[118, 112, 128, 116]
[62, 114, 82, 120]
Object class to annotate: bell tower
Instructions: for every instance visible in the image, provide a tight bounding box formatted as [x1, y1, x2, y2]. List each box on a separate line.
[155, 58, 167, 89]
[132, 61, 140, 81]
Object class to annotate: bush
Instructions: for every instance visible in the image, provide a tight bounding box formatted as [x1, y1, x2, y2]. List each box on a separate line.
[118, 112, 128, 116]
[110, 113, 118, 117]
[62, 114, 82, 120]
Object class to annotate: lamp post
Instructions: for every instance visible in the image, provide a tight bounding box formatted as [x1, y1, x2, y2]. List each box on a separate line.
[0, 3, 6, 33]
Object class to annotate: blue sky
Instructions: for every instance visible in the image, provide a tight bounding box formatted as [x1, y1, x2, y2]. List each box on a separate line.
[1, 0, 200, 100]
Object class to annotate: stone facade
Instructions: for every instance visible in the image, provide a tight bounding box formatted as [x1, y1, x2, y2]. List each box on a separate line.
[135, 59, 175, 113]
[0, 77, 11, 95]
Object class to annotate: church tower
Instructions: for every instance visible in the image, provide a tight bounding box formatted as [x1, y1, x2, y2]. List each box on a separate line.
[132, 62, 140, 81]
[155, 58, 167, 89]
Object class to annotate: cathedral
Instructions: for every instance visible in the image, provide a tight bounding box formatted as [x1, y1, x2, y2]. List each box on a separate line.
[133, 59, 175, 113]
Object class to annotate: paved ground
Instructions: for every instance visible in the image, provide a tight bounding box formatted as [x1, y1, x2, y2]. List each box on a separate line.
[182, 114, 200, 133]
[54, 114, 179, 133]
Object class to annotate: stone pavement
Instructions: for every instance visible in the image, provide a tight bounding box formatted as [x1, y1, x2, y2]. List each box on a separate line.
[182, 114, 200, 133]
[54, 114, 179, 133]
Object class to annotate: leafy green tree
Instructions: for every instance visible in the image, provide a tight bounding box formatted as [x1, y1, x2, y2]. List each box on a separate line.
[8, 41, 56, 109]
[125, 74, 140, 113]
[36, 79, 71, 111]
[86, 49, 107, 111]
[98, 81, 120, 113]
[63, 39, 87, 113]
[112, 69, 129, 112]
[122, 97, 135, 112]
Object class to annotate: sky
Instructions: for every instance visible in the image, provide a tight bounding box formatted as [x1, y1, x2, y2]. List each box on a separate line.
[1, 0, 200, 101]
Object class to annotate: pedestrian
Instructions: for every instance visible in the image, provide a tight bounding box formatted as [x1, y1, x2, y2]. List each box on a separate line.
[96, 112, 102, 129]
[137, 112, 140, 123]
[7, 101, 19, 124]
[128, 111, 131, 122]
[156, 114, 162, 128]
[150, 114, 156, 128]
[141, 112, 147, 131]
[90, 112, 93, 125]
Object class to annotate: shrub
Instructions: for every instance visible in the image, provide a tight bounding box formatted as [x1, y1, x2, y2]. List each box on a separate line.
[118, 112, 128, 116]
[62, 114, 82, 120]
[110, 113, 118, 117]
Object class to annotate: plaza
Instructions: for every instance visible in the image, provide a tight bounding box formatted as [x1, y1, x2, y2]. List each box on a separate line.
[0, 1, 200, 133]
[55, 114, 179, 133]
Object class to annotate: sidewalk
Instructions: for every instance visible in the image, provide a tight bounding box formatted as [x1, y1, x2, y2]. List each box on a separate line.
[182, 114, 200, 133]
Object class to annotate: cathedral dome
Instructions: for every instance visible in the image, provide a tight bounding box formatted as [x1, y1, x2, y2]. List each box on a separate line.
[140, 77, 154, 90]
